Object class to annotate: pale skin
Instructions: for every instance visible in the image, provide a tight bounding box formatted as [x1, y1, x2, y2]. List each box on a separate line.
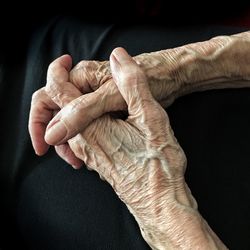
[29, 31, 250, 249]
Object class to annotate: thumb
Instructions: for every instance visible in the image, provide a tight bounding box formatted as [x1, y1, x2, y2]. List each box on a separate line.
[110, 48, 173, 146]
[46, 54, 82, 108]
[110, 47, 154, 117]
[44, 82, 126, 145]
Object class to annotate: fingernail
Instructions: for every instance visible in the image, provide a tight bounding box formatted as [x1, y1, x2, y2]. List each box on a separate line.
[86, 166, 93, 171]
[34, 150, 42, 156]
[112, 48, 129, 62]
[72, 165, 81, 170]
[45, 121, 67, 145]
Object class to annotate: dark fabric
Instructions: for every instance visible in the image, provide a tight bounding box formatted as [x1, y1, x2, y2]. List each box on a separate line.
[0, 17, 249, 249]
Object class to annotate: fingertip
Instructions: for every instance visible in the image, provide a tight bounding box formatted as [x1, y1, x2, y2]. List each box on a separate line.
[111, 47, 127, 58]
[34, 149, 46, 156]
[111, 47, 132, 64]
[110, 48, 135, 79]
[61, 54, 71, 59]
[33, 142, 50, 156]
[72, 164, 83, 170]
[29, 124, 50, 156]
[60, 54, 72, 71]
[55, 144, 83, 169]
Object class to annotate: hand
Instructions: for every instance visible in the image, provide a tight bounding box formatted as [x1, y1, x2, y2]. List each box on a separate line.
[29, 56, 126, 168]
[68, 47, 187, 198]
[41, 48, 227, 249]
[44, 31, 250, 150]
[29, 31, 250, 169]
[45, 47, 188, 244]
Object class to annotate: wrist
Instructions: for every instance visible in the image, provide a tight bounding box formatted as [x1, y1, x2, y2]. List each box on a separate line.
[133, 183, 227, 250]
[95, 31, 250, 111]
[134, 31, 250, 108]
[116, 155, 227, 249]
[134, 51, 181, 107]
[130, 184, 201, 249]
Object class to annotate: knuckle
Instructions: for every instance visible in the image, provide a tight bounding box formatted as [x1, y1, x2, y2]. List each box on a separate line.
[70, 60, 91, 83]
[46, 77, 55, 93]
[46, 74, 56, 87]
[157, 106, 169, 120]
[46, 62, 61, 89]
[73, 60, 97, 72]
[72, 96, 87, 111]
[71, 60, 106, 91]
[69, 66, 83, 84]
[151, 109, 169, 129]
[47, 61, 57, 73]
[121, 67, 144, 82]
[45, 79, 58, 98]
[74, 60, 88, 69]
[31, 88, 44, 102]
[44, 83, 53, 97]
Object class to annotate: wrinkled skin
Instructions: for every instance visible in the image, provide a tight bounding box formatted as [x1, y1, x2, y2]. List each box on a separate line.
[68, 50, 187, 200]
[40, 48, 188, 199]
[29, 31, 250, 168]
[40, 48, 227, 249]
[28, 31, 250, 249]
[30, 53, 131, 167]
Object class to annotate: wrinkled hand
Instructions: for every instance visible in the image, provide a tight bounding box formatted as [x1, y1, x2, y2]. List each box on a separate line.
[30, 31, 250, 169]
[27, 36, 243, 248]
[29, 47, 231, 249]
[43, 47, 188, 221]
[43, 49, 207, 250]
[29, 56, 126, 168]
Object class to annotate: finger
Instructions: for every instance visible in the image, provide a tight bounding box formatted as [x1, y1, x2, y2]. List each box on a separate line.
[55, 144, 83, 169]
[45, 54, 82, 108]
[69, 60, 101, 93]
[110, 47, 154, 116]
[110, 47, 170, 140]
[28, 87, 59, 155]
[44, 83, 126, 145]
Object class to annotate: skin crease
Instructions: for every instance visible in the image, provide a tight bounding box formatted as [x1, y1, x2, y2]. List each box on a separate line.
[29, 31, 250, 167]
[52, 48, 228, 249]
[28, 31, 250, 248]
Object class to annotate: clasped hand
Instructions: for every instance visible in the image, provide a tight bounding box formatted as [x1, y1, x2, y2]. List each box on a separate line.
[29, 47, 187, 207]
[29, 32, 250, 249]
[29, 46, 230, 249]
